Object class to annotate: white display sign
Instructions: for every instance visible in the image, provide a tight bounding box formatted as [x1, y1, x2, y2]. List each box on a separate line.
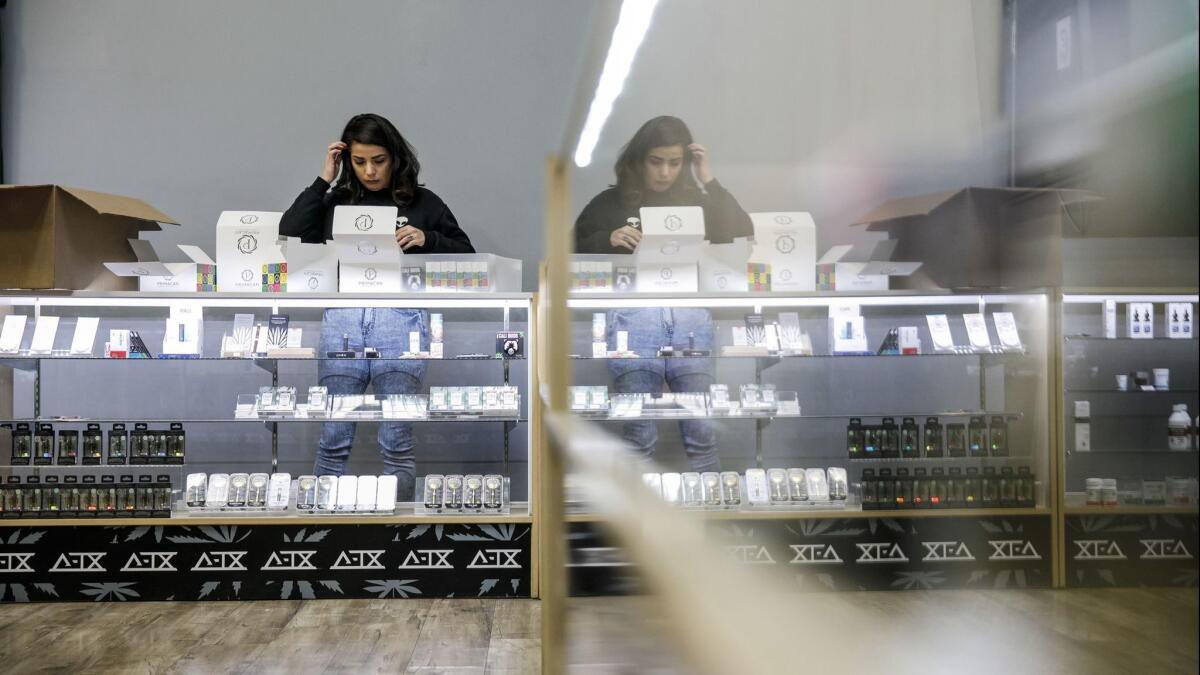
[69, 317, 100, 356]
[0, 315, 27, 353]
[926, 314, 956, 352]
[963, 313, 992, 351]
[992, 312, 1023, 350]
[29, 316, 60, 354]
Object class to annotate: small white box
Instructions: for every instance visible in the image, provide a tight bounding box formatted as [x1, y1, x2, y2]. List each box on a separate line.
[215, 211, 285, 293]
[1127, 303, 1153, 339]
[1167, 303, 1193, 339]
[1103, 300, 1117, 339]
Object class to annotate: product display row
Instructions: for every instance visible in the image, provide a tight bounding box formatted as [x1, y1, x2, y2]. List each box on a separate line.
[860, 466, 1036, 510]
[1083, 300, 1194, 339]
[419, 474, 512, 513]
[235, 386, 522, 419]
[185, 472, 412, 513]
[570, 385, 802, 417]
[5, 422, 185, 466]
[847, 416, 1014, 459]
[1081, 476, 1198, 506]
[636, 467, 848, 510]
[1, 474, 173, 518]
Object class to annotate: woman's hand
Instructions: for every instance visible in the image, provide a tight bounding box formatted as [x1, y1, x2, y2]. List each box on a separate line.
[688, 143, 713, 185]
[396, 224, 426, 251]
[320, 141, 347, 184]
[609, 225, 642, 251]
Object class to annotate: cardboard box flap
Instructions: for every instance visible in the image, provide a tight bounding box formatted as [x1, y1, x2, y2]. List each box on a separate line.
[858, 260, 922, 276]
[59, 185, 178, 225]
[177, 244, 215, 265]
[816, 244, 854, 265]
[855, 186, 1100, 230]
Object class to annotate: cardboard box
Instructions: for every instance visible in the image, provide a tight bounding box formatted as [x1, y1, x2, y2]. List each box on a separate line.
[0, 185, 177, 290]
[853, 187, 1097, 289]
[635, 206, 704, 293]
[816, 241, 921, 291]
[281, 238, 338, 293]
[749, 212, 816, 291]
[699, 239, 751, 293]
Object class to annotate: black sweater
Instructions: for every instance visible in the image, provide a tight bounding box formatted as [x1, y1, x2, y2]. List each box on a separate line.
[279, 177, 475, 253]
[573, 179, 753, 254]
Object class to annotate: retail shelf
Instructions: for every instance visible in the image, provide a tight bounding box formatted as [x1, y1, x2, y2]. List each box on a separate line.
[0, 416, 527, 424]
[1062, 505, 1198, 516]
[1063, 335, 1198, 342]
[569, 351, 1025, 361]
[0, 355, 524, 362]
[578, 410, 1023, 422]
[1067, 449, 1198, 455]
[564, 506, 1050, 522]
[0, 504, 532, 527]
[1064, 388, 1198, 394]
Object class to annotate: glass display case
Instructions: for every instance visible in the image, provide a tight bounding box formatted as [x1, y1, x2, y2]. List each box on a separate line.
[1060, 291, 1199, 587]
[562, 288, 1056, 591]
[0, 291, 535, 601]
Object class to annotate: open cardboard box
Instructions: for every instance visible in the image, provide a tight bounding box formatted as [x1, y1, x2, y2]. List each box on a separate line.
[853, 187, 1098, 289]
[0, 185, 177, 291]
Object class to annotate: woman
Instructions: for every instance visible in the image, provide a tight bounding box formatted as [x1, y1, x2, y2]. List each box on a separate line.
[280, 113, 474, 500]
[573, 116, 752, 472]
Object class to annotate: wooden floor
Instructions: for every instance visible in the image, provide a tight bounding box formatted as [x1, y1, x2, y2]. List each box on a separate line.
[0, 588, 1195, 674]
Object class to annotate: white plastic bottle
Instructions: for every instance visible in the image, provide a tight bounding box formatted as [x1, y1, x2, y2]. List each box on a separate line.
[1167, 404, 1191, 451]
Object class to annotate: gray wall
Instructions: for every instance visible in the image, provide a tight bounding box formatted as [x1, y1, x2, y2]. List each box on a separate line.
[1, 0, 597, 291]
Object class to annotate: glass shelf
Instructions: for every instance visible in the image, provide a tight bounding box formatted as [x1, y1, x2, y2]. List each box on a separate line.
[0, 416, 526, 424]
[1065, 388, 1199, 394]
[570, 351, 1025, 361]
[1063, 335, 1199, 342]
[0, 355, 524, 362]
[1067, 449, 1197, 455]
[577, 410, 1022, 422]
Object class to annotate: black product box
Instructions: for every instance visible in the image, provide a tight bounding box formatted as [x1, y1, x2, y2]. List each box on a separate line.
[22, 476, 44, 517]
[1017, 466, 1035, 508]
[981, 467, 999, 508]
[929, 468, 946, 508]
[97, 475, 117, 518]
[894, 468, 911, 508]
[57, 430, 79, 466]
[946, 423, 967, 458]
[860, 468, 878, 510]
[946, 468, 964, 508]
[115, 476, 136, 517]
[78, 475, 98, 518]
[999, 467, 1017, 507]
[42, 476, 63, 518]
[968, 416, 988, 458]
[82, 424, 104, 465]
[165, 423, 185, 465]
[33, 423, 54, 466]
[153, 474, 173, 517]
[107, 424, 128, 465]
[989, 416, 1009, 457]
[900, 417, 920, 459]
[133, 475, 156, 518]
[923, 417, 943, 458]
[130, 423, 151, 465]
[496, 332, 524, 359]
[846, 418, 864, 459]
[10, 422, 32, 466]
[963, 468, 981, 507]
[880, 418, 899, 459]
[2, 476, 23, 518]
[912, 468, 930, 508]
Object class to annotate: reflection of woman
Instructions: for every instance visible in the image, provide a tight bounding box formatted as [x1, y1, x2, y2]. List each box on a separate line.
[573, 116, 752, 471]
[280, 113, 474, 500]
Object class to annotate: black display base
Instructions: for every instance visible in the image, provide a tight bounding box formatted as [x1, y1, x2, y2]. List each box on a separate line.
[1065, 513, 1199, 587]
[0, 522, 531, 602]
[570, 514, 1053, 595]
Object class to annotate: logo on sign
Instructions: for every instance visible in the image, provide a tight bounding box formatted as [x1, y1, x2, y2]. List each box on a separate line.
[1073, 540, 1126, 561]
[773, 215, 793, 224]
[262, 550, 318, 571]
[780, 269, 793, 281]
[921, 541, 976, 562]
[775, 234, 795, 254]
[132, 267, 151, 276]
[355, 214, 374, 231]
[364, 268, 378, 281]
[660, 268, 673, 280]
[237, 234, 258, 254]
[716, 275, 728, 289]
[241, 269, 254, 282]
[988, 540, 1042, 561]
[307, 276, 320, 290]
[192, 551, 248, 572]
[726, 545, 777, 564]
[332, 550, 386, 570]
[399, 549, 454, 569]
[789, 544, 842, 564]
[855, 543, 909, 563]
[1140, 539, 1193, 560]
[664, 214, 683, 232]
[0, 552, 35, 573]
[467, 549, 521, 569]
[660, 242, 680, 256]
[121, 552, 177, 572]
[357, 241, 378, 255]
[50, 552, 106, 573]
[240, 214, 259, 224]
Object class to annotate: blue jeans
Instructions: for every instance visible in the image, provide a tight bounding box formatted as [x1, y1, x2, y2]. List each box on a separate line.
[316, 308, 428, 500]
[607, 307, 719, 472]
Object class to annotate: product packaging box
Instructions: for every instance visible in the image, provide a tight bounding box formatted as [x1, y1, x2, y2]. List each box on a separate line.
[104, 241, 217, 292]
[635, 206, 704, 292]
[698, 239, 751, 293]
[331, 205, 401, 292]
[816, 240, 921, 291]
[281, 237, 338, 293]
[853, 187, 1098, 289]
[748, 212, 816, 291]
[215, 211, 285, 292]
[0, 185, 178, 291]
